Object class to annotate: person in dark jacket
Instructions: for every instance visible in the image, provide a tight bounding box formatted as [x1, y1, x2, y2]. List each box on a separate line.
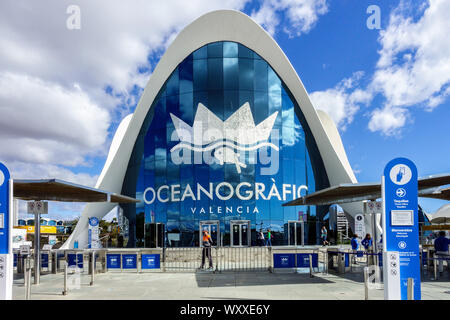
[361, 234, 373, 250]
[434, 231, 449, 273]
[351, 234, 359, 263]
[361, 233, 373, 265]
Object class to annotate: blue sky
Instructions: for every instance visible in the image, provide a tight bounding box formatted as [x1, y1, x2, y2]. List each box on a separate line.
[0, 0, 448, 219]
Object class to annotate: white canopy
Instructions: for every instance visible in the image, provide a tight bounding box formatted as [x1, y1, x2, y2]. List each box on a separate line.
[431, 204, 450, 224]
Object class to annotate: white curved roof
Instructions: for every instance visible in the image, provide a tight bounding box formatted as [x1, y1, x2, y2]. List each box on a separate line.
[63, 10, 359, 249]
[431, 204, 450, 224]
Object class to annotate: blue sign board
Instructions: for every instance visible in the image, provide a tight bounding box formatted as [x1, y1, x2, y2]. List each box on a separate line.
[106, 254, 121, 269]
[296, 253, 318, 268]
[122, 254, 137, 269]
[142, 254, 160, 269]
[273, 253, 295, 268]
[0, 163, 10, 254]
[14, 253, 17, 267]
[41, 253, 49, 268]
[67, 253, 84, 268]
[383, 157, 421, 300]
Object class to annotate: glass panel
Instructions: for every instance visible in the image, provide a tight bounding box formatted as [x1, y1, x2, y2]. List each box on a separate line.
[296, 223, 303, 246]
[210, 224, 218, 246]
[289, 223, 295, 246]
[207, 42, 222, 58]
[223, 42, 238, 58]
[232, 224, 240, 246]
[241, 224, 248, 246]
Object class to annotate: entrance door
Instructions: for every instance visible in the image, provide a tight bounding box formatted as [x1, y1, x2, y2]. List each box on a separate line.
[288, 221, 304, 246]
[199, 220, 220, 247]
[230, 220, 251, 247]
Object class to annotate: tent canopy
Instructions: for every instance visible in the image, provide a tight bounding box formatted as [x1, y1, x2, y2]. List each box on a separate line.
[13, 179, 139, 203]
[283, 173, 450, 207]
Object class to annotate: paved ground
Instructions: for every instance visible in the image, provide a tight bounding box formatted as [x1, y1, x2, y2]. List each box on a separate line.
[13, 268, 450, 300]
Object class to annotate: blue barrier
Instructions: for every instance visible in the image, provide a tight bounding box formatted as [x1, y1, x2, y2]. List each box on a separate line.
[106, 254, 121, 269]
[122, 254, 137, 269]
[41, 253, 49, 268]
[142, 254, 160, 269]
[273, 253, 296, 268]
[14, 253, 17, 267]
[296, 253, 318, 268]
[67, 253, 83, 268]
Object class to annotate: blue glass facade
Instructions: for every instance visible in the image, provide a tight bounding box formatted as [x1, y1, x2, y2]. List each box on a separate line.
[121, 42, 329, 247]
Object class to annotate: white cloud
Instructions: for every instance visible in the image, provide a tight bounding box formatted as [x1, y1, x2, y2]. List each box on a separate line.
[367, 107, 407, 136]
[309, 72, 372, 130]
[251, 0, 328, 37]
[368, 0, 450, 135]
[0, 72, 110, 166]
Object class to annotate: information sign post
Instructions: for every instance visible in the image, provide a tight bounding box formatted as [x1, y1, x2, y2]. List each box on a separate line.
[0, 162, 13, 300]
[382, 158, 421, 300]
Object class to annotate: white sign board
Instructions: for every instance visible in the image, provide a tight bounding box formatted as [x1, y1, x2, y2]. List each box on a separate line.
[19, 245, 31, 256]
[27, 201, 48, 214]
[383, 251, 401, 300]
[355, 214, 365, 241]
[391, 210, 414, 226]
[365, 201, 382, 214]
[88, 217, 101, 249]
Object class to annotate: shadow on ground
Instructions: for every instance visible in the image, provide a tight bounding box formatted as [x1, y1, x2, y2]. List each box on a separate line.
[194, 271, 334, 288]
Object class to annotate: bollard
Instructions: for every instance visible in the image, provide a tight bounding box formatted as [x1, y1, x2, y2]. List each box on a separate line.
[27, 264, 32, 300]
[25, 258, 32, 300]
[137, 252, 141, 274]
[162, 248, 166, 273]
[364, 267, 369, 300]
[90, 251, 95, 286]
[434, 257, 438, 280]
[407, 278, 414, 300]
[215, 247, 219, 273]
[309, 254, 313, 278]
[268, 247, 273, 273]
[62, 261, 68, 296]
[23, 258, 28, 300]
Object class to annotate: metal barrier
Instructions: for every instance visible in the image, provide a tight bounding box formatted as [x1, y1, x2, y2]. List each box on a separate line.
[216, 247, 271, 272]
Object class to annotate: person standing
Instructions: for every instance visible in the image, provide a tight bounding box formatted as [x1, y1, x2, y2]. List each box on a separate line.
[200, 230, 213, 270]
[257, 230, 265, 246]
[265, 229, 273, 247]
[361, 234, 373, 250]
[362, 233, 374, 265]
[320, 226, 328, 246]
[434, 231, 450, 273]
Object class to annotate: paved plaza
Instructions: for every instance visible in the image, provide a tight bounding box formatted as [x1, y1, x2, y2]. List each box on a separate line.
[12, 268, 450, 300]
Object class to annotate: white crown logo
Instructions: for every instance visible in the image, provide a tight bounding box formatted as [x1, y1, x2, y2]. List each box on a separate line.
[170, 102, 279, 173]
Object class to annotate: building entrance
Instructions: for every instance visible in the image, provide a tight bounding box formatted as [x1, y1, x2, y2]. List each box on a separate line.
[230, 220, 251, 247]
[199, 220, 219, 247]
[288, 221, 304, 246]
